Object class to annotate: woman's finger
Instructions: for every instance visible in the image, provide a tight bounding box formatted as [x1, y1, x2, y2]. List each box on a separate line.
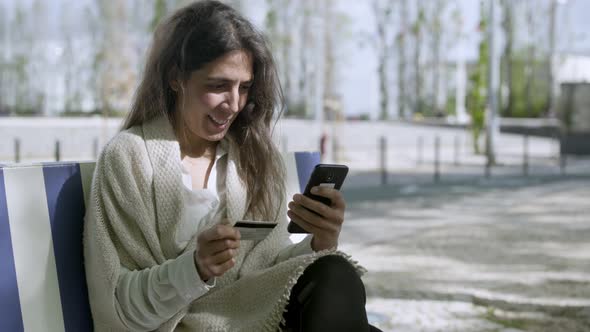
[292, 194, 340, 221]
[288, 211, 324, 235]
[287, 205, 338, 233]
[308, 186, 346, 209]
[208, 248, 237, 265]
[288, 202, 329, 229]
[208, 256, 236, 277]
[201, 238, 240, 256]
[200, 224, 241, 242]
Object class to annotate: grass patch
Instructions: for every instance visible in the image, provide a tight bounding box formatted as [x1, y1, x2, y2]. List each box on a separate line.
[483, 308, 529, 330]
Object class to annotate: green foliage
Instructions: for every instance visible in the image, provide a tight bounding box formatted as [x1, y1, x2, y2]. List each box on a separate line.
[445, 95, 457, 117]
[14, 91, 43, 116]
[150, 0, 167, 32]
[11, 4, 38, 115]
[264, 0, 278, 40]
[466, 7, 487, 154]
[415, 98, 437, 118]
[412, 7, 425, 35]
[13, 108, 42, 116]
[359, 113, 370, 121]
[284, 101, 309, 119]
[483, 307, 529, 329]
[64, 90, 84, 113]
[60, 109, 96, 117]
[500, 55, 550, 118]
[59, 108, 125, 118]
[374, 0, 395, 121]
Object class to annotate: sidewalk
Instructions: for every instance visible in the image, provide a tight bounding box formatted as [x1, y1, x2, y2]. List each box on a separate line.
[343, 155, 590, 192]
[340, 173, 590, 331]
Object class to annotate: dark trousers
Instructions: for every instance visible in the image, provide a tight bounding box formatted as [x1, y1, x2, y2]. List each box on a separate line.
[282, 255, 383, 332]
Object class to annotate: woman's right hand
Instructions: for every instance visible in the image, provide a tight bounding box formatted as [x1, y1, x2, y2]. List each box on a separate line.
[194, 224, 241, 282]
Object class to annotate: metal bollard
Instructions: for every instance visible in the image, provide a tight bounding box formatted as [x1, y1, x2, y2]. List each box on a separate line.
[333, 137, 339, 163]
[93, 138, 99, 159]
[319, 133, 327, 162]
[380, 136, 387, 185]
[14, 138, 21, 163]
[434, 136, 440, 183]
[454, 135, 460, 166]
[55, 140, 61, 162]
[523, 134, 529, 177]
[554, 132, 561, 163]
[560, 134, 567, 176]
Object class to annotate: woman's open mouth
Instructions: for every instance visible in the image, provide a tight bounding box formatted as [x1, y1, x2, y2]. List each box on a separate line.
[208, 114, 230, 128]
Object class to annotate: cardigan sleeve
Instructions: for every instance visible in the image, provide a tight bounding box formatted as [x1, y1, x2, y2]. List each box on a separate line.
[84, 130, 189, 331]
[115, 249, 215, 331]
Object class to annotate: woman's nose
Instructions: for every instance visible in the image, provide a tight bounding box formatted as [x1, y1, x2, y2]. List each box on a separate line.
[225, 87, 240, 113]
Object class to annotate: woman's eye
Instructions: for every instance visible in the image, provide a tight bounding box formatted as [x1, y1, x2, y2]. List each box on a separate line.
[240, 85, 251, 92]
[208, 84, 225, 90]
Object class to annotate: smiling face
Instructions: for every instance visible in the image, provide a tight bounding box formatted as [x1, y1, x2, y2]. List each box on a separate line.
[173, 50, 253, 152]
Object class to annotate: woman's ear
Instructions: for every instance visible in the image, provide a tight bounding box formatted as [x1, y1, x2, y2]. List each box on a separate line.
[168, 67, 181, 92]
[170, 80, 180, 92]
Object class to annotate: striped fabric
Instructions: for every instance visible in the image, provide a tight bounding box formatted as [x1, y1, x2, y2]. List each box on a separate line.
[0, 152, 319, 332]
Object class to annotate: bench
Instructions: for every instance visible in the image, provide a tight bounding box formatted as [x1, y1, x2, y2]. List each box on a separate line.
[0, 152, 319, 331]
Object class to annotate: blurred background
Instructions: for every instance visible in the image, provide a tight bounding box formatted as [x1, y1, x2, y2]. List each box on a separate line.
[1, 0, 590, 331]
[1, 0, 590, 166]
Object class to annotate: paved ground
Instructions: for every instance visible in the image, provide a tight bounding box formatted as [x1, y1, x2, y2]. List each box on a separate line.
[0, 118, 563, 170]
[4, 118, 589, 331]
[340, 176, 590, 331]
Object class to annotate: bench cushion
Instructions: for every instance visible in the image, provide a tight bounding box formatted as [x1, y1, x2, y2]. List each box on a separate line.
[0, 152, 319, 332]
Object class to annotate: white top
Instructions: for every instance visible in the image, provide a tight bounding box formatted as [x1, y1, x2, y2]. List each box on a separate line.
[114, 145, 314, 330]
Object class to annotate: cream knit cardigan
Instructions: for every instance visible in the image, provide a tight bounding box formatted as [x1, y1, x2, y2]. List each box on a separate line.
[83, 115, 364, 331]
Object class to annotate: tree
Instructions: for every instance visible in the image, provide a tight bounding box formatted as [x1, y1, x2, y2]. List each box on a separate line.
[500, 0, 514, 117]
[31, 0, 48, 111]
[150, 0, 167, 32]
[265, 0, 349, 120]
[61, 2, 84, 113]
[411, 2, 426, 117]
[88, 0, 136, 116]
[268, 0, 317, 119]
[11, 4, 35, 115]
[547, 0, 557, 116]
[447, 3, 465, 120]
[524, 1, 538, 117]
[499, 1, 555, 119]
[373, 0, 396, 120]
[396, 0, 409, 119]
[265, 0, 296, 113]
[85, 2, 104, 113]
[320, 1, 352, 121]
[427, 0, 446, 116]
[467, 5, 488, 154]
[297, 0, 313, 118]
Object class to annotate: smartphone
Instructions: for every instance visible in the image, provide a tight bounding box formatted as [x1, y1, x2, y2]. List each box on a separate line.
[287, 164, 349, 233]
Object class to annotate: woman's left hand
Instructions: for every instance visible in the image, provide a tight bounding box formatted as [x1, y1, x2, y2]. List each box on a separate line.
[287, 186, 346, 251]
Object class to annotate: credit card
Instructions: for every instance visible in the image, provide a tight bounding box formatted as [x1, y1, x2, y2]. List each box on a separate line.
[234, 220, 278, 241]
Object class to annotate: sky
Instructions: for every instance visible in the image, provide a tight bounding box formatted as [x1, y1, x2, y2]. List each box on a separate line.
[2, 0, 590, 118]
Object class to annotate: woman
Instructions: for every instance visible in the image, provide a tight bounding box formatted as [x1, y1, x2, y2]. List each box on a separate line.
[84, 1, 381, 331]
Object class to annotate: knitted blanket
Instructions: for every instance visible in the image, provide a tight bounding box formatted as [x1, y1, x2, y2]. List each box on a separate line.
[83, 115, 364, 331]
